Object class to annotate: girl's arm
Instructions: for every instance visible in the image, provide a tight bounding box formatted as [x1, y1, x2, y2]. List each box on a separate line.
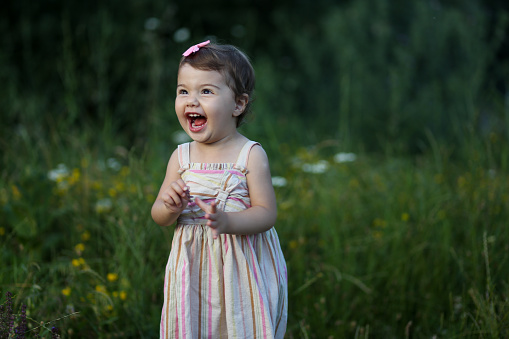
[151, 149, 190, 226]
[195, 145, 277, 237]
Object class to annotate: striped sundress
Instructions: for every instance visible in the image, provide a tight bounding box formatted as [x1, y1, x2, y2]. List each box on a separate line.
[160, 140, 288, 339]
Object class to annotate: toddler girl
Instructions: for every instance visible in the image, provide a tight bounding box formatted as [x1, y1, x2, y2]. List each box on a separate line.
[151, 40, 288, 339]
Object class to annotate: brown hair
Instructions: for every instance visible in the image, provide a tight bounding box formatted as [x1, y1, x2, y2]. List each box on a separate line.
[179, 43, 255, 127]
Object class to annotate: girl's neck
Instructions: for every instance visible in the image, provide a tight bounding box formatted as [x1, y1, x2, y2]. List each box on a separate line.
[189, 132, 248, 163]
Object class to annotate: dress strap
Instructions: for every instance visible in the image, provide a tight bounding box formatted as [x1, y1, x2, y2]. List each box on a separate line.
[177, 143, 191, 171]
[235, 140, 260, 171]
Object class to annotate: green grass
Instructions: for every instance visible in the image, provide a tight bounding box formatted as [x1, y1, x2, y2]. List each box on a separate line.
[1, 125, 508, 338]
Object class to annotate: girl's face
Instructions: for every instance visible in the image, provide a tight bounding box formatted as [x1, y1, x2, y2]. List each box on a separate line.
[175, 64, 245, 145]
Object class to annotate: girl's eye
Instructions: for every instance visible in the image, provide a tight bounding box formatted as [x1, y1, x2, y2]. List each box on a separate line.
[178, 89, 188, 95]
[202, 89, 213, 94]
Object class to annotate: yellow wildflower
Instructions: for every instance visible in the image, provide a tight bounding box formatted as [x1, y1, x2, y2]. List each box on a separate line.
[119, 291, 127, 300]
[62, 287, 71, 297]
[95, 285, 107, 294]
[69, 168, 81, 185]
[289, 240, 298, 250]
[401, 213, 410, 222]
[78, 257, 86, 265]
[373, 218, 387, 228]
[71, 259, 80, 267]
[0, 227, 5, 236]
[81, 231, 91, 241]
[108, 188, 117, 198]
[107, 273, 119, 282]
[112, 291, 119, 298]
[348, 178, 360, 189]
[146, 194, 155, 203]
[92, 181, 103, 191]
[120, 166, 130, 177]
[75, 243, 85, 254]
[11, 185, 21, 200]
[55, 186, 68, 196]
[115, 181, 125, 192]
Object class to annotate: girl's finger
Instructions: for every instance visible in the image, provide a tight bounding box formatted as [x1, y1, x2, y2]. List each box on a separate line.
[163, 196, 178, 209]
[195, 197, 213, 213]
[166, 191, 183, 207]
[210, 201, 217, 214]
[194, 197, 205, 210]
[170, 182, 188, 199]
[162, 193, 173, 205]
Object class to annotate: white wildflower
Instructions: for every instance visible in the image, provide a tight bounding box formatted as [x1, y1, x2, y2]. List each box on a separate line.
[95, 198, 112, 214]
[271, 176, 287, 187]
[48, 164, 69, 181]
[144, 18, 160, 31]
[107, 158, 122, 171]
[334, 152, 357, 163]
[301, 160, 329, 174]
[173, 28, 191, 43]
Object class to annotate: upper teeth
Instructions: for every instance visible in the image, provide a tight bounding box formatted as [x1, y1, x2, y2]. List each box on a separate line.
[188, 113, 202, 118]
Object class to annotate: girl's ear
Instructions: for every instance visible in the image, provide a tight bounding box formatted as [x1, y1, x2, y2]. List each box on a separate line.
[233, 94, 249, 117]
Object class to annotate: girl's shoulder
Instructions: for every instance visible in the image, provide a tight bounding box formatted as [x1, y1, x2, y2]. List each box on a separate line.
[245, 142, 270, 172]
[167, 147, 181, 170]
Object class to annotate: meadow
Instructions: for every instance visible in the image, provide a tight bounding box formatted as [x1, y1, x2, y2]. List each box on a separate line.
[2, 118, 509, 338]
[2, 0, 509, 338]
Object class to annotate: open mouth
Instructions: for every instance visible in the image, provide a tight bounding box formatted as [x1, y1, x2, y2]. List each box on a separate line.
[186, 113, 207, 132]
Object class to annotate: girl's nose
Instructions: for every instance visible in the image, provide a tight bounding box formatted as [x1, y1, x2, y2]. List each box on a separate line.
[186, 95, 198, 107]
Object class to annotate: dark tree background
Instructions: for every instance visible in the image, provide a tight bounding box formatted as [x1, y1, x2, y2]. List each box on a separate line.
[1, 0, 508, 154]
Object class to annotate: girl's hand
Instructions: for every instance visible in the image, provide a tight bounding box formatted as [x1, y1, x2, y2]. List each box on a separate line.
[195, 198, 228, 239]
[161, 179, 191, 213]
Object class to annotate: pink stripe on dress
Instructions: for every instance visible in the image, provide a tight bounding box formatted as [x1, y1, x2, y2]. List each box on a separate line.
[208, 244, 213, 337]
[191, 170, 225, 174]
[161, 272, 167, 338]
[247, 236, 268, 338]
[181, 261, 187, 338]
[227, 197, 251, 206]
[227, 170, 245, 177]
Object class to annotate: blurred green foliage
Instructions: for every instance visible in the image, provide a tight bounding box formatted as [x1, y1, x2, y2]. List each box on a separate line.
[1, 0, 508, 157]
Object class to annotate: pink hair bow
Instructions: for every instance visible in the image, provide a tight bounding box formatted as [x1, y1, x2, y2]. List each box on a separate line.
[182, 40, 211, 56]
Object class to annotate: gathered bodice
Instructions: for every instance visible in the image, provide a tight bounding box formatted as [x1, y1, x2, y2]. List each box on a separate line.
[176, 141, 259, 225]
